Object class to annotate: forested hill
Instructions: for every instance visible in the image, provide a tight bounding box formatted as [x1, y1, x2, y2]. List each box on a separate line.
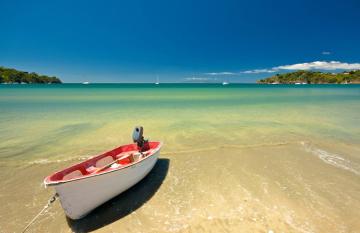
[257, 70, 360, 84]
[0, 66, 62, 84]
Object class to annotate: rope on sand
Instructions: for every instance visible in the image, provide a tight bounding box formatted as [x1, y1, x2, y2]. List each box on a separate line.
[21, 193, 58, 233]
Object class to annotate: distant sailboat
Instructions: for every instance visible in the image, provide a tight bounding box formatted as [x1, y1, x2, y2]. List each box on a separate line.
[82, 81, 90, 85]
[155, 75, 160, 85]
[222, 77, 229, 85]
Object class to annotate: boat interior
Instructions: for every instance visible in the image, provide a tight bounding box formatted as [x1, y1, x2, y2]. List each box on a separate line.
[45, 142, 160, 184]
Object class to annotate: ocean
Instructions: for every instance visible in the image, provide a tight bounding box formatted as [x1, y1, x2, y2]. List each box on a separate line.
[0, 84, 359, 232]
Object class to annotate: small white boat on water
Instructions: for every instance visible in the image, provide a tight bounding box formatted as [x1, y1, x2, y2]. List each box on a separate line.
[222, 81, 229, 85]
[82, 81, 90, 85]
[44, 127, 162, 219]
[155, 75, 160, 85]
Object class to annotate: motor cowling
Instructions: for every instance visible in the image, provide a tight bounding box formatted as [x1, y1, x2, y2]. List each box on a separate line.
[132, 126, 149, 151]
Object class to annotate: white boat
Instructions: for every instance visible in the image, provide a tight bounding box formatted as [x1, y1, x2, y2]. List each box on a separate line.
[155, 75, 160, 85]
[44, 128, 162, 219]
[222, 81, 229, 85]
[82, 81, 90, 85]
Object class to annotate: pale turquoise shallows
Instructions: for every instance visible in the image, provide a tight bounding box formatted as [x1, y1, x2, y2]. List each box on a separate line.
[1, 84, 359, 162]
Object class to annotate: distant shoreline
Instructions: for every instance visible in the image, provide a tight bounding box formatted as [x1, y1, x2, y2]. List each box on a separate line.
[1, 82, 359, 85]
[0, 66, 62, 84]
[257, 70, 360, 84]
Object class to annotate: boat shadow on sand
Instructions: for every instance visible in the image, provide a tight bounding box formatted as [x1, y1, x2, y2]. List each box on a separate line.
[66, 158, 170, 233]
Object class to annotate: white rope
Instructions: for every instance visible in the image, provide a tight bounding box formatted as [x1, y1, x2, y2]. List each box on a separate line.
[21, 193, 58, 233]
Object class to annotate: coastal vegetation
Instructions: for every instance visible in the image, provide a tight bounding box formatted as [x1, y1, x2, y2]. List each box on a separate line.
[257, 70, 360, 84]
[0, 66, 62, 84]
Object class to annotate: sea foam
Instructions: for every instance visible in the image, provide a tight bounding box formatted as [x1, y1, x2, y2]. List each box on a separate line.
[301, 142, 360, 176]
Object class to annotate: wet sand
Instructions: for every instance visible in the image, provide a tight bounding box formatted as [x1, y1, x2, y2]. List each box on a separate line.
[1, 141, 359, 233]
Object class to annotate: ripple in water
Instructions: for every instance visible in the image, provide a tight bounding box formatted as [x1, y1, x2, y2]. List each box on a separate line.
[301, 142, 360, 176]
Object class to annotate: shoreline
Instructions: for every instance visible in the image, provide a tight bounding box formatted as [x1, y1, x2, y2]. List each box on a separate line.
[1, 82, 360, 85]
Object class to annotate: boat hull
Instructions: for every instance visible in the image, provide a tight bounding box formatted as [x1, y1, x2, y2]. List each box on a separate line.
[54, 150, 159, 219]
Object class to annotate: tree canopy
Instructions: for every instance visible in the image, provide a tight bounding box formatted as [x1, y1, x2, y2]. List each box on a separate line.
[0, 66, 62, 84]
[257, 70, 360, 84]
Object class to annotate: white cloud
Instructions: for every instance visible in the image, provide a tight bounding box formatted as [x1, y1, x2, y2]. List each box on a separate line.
[184, 77, 216, 81]
[202, 61, 360, 77]
[275, 61, 360, 70]
[241, 69, 276, 74]
[204, 72, 235, 75]
[322, 51, 331, 55]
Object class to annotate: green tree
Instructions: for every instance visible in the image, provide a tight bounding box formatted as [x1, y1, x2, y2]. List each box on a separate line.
[0, 66, 62, 84]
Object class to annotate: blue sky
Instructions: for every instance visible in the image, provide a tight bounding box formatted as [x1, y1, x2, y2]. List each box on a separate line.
[0, 0, 359, 83]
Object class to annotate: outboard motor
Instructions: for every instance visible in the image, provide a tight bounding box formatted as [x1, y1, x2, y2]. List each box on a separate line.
[132, 126, 149, 151]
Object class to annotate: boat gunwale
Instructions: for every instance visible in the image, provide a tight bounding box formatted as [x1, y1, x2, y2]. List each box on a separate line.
[44, 142, 163, 186]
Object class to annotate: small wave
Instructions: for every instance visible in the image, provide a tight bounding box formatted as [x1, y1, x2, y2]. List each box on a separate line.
[161, 141, 292, 156]
[301, 142, 360, 176]
[24, 142, 292, 164]
[27, 156, 92, 165]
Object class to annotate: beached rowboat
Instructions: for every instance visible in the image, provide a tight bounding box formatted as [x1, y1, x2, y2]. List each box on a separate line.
[44, 129, 162, 219]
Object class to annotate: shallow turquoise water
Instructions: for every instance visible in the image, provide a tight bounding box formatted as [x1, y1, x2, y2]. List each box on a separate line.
[0, 84, 359, 162]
